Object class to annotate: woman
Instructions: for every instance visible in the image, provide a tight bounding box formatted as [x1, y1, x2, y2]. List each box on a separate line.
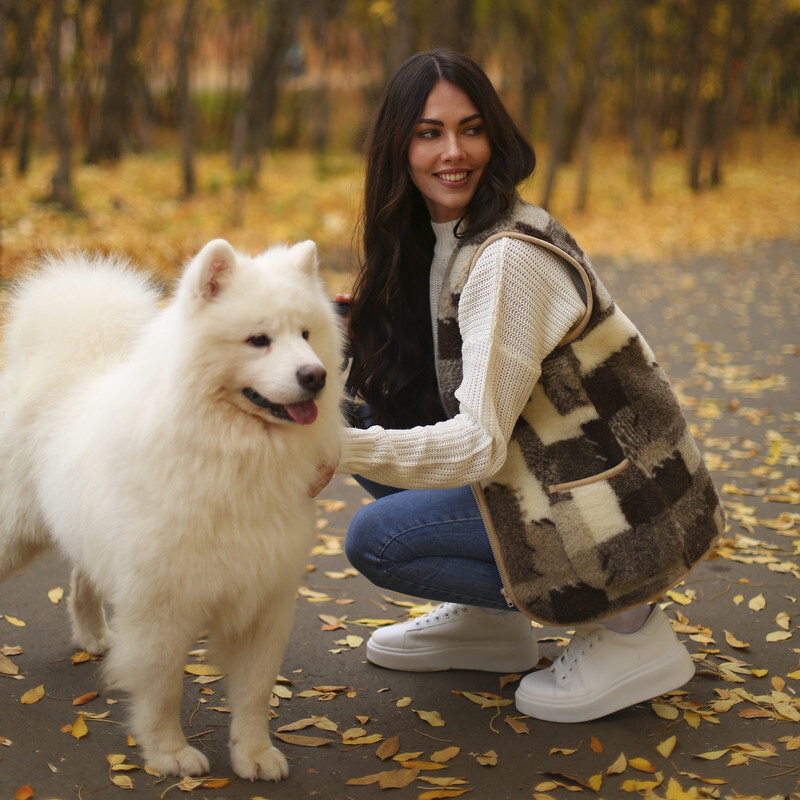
[334, 49, 723, 723]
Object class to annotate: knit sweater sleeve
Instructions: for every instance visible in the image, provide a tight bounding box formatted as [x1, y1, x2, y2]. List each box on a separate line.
[337, 238, 586, 488]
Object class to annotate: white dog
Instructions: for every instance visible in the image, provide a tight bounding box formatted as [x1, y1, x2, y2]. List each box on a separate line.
[0, 239, 342, 780]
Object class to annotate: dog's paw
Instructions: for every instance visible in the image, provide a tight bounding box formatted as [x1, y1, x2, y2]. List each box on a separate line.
[145, 745, 210, 777]
[231, 744, 289, 782]
[77, 629, 110, 656]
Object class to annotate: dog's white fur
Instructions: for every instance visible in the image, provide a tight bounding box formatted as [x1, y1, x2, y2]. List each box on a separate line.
[0, 239, 342, 780]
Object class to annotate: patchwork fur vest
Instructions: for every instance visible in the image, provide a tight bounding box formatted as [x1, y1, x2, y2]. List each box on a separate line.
[437, 197, 725, 626]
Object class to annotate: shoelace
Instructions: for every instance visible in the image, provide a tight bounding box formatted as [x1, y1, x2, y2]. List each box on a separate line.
[413, 603, 468, 628]
[550, 626, 604, 683]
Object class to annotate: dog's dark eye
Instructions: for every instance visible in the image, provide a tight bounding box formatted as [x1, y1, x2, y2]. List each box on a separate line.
[302, 330, 310, 340]
[247, 334, 271, 348]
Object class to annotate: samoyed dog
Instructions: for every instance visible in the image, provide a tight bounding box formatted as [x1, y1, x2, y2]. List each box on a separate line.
[0, 239, 342, 781]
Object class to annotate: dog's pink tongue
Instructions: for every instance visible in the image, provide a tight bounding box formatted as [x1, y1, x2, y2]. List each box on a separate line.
[286, 400, 318, 424]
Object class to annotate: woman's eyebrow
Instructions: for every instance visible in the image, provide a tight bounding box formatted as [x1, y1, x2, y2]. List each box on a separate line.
[416, 113, 483, 126]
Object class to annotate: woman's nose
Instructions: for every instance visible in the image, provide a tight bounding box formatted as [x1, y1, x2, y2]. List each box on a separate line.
[441, 134, 465, 160]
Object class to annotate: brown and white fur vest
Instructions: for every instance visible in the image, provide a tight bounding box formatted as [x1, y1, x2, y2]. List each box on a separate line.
[436, 197, 725, 626]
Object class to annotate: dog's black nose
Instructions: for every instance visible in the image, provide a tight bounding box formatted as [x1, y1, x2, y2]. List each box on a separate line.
[296, 365, 326, 393]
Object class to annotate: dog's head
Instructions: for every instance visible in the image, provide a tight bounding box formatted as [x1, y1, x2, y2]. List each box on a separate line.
[176, 238, 342, 429]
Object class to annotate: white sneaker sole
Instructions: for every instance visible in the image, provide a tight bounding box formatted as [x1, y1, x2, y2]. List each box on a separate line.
[514, 643, 695, 723]
[366, 639, 540, 673]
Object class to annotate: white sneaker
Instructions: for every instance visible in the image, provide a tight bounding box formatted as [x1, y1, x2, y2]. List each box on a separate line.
[514, 605, 694, 723]
[366, 603, 539, 672]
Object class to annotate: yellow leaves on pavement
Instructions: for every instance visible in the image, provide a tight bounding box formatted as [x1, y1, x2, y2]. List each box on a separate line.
[1, 614, 26, 627]
[346, 768, 420, 789]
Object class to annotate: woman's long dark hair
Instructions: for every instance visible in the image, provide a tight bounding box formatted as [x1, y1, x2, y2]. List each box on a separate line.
[348, 48, 536, 429]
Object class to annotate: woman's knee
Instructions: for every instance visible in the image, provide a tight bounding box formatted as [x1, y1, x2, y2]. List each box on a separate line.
[344, 503, 383, 576]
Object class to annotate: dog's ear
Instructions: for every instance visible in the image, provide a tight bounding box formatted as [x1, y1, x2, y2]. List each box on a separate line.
[291, 240, 318, 277]
[187, 239, 237, 300]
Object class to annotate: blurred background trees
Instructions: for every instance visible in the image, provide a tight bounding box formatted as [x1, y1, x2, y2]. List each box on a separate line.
[0, 0, 797, 212]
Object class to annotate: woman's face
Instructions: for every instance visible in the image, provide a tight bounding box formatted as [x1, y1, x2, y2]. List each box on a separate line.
[407, 80, 491, 223]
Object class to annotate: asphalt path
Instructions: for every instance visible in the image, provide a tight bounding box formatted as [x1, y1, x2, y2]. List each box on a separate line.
[1, 239, 798, 799]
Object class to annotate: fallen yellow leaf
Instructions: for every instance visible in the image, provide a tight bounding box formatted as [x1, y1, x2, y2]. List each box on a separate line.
[0, 653, 19, 676]
[184, 664, 222, 676]
[48, 587, 64, 604]
[621, 772, 663, 792]
[652, 702, 679, 719]
[748, 593, 766, 611]
[346, 768, 419, 788]
[274, 731, 333, 746]
[607, 752, 627, 774]
[376, 734, 400, 761]
[724, 630, 750, 649]
[505, 715, 530, 734]
[657, 735, 677, 758]
[413, 709, 445, 727]
[694, 749, 729, 760]
[766, 631, 792, 642]
[550, 745, 579, 755]
[20, 684, 45, 704]
[400, 760, 448, 771]
[73, 691, 99, 706]
[666, 590, 692, 605]
[476, 749, 498, 766]
[430, 746, 460, 763]
[393, 751, 424, 762]
[71, 714, 89, 739]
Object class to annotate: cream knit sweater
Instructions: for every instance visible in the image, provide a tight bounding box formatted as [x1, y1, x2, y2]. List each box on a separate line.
[337, 220, 586, 489]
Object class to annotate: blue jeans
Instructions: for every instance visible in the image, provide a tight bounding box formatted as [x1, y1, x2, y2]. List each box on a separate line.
[344, 477, 509, 609]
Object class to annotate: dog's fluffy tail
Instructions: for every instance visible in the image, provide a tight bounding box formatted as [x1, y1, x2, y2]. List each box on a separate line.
[2, 253, 161, 402]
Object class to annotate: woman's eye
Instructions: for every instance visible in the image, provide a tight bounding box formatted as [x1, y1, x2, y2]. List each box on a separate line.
[464, 125, 484, 136]
[418, 128, 439, 139]
[247, 334, 271, 348]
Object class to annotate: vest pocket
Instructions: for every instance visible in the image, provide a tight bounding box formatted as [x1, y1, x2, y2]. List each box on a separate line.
[546, 457, 680, 590]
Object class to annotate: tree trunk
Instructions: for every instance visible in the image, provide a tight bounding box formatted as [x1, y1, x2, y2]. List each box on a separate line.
[15, 2, 38, 176]
[575, 0, 617, 212]
[540, 0, 582, 211]
[86, 0, 143, 164]
[46, 0, 75, 209]
[239, 0, 300, 183]
[710, 0, 784, 186]
[177, 0, 196, 197]
[684, 0, 711, 192]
